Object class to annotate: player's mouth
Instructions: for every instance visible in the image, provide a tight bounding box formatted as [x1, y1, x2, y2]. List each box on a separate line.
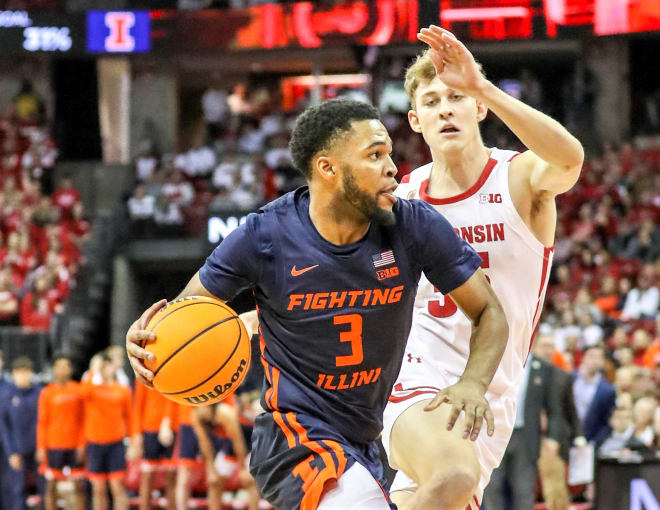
[440, 123, 460, 137]
[379, 185, 398, 205]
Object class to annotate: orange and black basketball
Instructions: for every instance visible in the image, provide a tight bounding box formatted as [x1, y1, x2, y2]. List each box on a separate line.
[143, 296, 250, 406]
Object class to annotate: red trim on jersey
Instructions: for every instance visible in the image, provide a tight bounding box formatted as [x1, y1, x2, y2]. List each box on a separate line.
[419, 158, 497, 205]
[400, 174, 410, 184]
[508, 152, 521, 162]
[526, 246, 554, 363]
[388, 385, 441, 404]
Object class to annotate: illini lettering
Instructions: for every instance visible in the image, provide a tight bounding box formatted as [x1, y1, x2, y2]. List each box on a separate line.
[454, 223, 505, 244]
[184, 358, 247, 405]
[287, 285, 404, 311]
[317, 367, 382, 391]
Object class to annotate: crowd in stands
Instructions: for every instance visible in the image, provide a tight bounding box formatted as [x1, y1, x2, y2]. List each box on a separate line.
[535, 138, 660, 459]
[0, 86, 90, 333]
[0, 86, 90, 330]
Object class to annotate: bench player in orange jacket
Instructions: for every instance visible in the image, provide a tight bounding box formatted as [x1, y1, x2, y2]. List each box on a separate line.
[37, 354, 86, 510]
[81, 352, 132, 510]
[131, 381, 176, 510]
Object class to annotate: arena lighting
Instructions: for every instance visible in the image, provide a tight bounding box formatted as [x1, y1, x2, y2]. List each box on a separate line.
[253, 0, 413, 48]
[283, 74, 371, 86]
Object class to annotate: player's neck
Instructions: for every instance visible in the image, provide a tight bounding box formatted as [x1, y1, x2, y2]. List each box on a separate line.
[308, 192, 370, 245]
[427, 141, 490, 199]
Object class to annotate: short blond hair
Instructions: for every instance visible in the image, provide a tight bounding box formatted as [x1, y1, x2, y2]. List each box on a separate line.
[404, 50, 437, 106]
[404, 49, 485, 107]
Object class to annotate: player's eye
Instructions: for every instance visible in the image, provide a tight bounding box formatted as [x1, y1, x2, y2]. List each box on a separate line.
[370, 152, 380, 160]
[451, 94, 463, 101]
[424, 99, 436, 106]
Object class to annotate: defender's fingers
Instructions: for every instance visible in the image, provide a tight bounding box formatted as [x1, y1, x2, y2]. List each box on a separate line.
[446, 402, 463, 430]
[137, 299, 168, 330]
[424, 391, 448, 412]
[430, 25, 458, 40]
[485, 407, 496, 436]
[418, 30, 444, 51]
[471, 407, 485, 441]
[463, 405, 476, 439]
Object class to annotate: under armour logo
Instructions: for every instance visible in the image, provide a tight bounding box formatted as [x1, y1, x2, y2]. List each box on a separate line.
[406, 353, 421, 363]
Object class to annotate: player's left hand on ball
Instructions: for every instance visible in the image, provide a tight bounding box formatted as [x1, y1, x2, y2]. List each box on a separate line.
[424, 379, 494, 441]
[125, 299, 167, 387]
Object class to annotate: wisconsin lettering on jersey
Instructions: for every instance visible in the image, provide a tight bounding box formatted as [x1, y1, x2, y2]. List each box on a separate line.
[454, 222, 505, 244]
[287, 285, 404, 311]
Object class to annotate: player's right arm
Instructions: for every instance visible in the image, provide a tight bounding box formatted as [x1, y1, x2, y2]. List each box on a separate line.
[409, 200, 508, 440]
[126, 217, 261, 387]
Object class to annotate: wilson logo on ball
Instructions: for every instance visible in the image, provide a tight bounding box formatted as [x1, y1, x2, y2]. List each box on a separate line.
[184, 358, 248, 405]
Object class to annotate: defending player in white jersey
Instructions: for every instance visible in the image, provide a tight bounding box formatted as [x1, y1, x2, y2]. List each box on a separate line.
[381, 26, 584, 510]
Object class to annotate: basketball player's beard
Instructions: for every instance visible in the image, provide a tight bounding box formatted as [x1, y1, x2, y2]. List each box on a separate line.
[341, 168, 396, 226]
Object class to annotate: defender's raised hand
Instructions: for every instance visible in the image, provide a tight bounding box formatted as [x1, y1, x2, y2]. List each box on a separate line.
[417, 25, 488, 96]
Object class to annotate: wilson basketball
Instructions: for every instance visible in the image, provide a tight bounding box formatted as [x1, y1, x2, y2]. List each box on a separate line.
[143, 296, 251, 406]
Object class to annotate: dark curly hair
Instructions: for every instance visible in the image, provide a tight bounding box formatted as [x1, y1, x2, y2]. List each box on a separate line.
[289, 99, 380, 179]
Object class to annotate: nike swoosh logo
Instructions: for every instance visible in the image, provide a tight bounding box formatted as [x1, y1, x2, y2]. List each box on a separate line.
[291, 264, 319, 277]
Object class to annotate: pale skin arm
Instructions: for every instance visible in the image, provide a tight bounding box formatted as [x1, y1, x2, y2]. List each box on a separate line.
[215, 403, 248, 466]
[426, 268, 509, 441]
[418, 25, 584, 195]
[125, 271, 255, 387]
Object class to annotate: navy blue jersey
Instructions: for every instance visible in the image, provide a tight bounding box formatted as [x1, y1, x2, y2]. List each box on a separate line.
[200, 187, 481, 444]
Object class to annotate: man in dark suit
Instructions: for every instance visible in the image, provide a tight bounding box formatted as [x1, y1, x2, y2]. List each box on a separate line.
[483, 352, 563, 510]
[534, 335, 585, 509]
[534, 334, 584, 459]
[572, 344, 616, 446]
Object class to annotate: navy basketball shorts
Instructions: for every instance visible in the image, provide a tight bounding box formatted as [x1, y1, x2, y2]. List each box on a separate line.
[177, 424, 234, 466]
[142, 431, 175, 468]
[44, 448, 84, 480]
[249, 411, 396, 510]
[86, 441, 126, 482]
[177, 425, 199, 466]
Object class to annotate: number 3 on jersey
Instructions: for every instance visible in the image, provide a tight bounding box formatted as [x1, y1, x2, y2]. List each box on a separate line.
[428, 251, 491, 318]
[334, 314, 363, 366]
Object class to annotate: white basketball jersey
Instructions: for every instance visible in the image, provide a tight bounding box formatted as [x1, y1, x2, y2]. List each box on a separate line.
[396, 148, 553, 396]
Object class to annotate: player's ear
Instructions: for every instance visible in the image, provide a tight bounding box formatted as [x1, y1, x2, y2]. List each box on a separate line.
[476, 100, 488, 123]
[314, 155, 336, 181]
[408, 108, 422, 133]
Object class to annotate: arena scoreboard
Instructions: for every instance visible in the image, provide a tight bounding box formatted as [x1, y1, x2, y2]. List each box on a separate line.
[0, 1, 658, 55]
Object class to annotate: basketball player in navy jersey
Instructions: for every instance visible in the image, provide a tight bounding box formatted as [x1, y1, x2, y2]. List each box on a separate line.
[126, 99, 509, 509]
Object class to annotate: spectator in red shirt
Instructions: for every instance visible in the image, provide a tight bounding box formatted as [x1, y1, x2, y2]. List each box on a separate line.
[52, 177, 80, 219]
[0, 267, 19, 326]
[4, 232, 32, 286]
[20, 275, 58, 331]
[63, 202, 91, 248]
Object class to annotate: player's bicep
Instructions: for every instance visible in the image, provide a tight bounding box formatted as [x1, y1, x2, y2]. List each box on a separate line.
[518, 150, 582, 196]
[177, 272, 226, 301]
[447, 269, 501, 325]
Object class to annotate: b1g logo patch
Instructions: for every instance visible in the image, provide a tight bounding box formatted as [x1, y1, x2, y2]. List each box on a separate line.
[376, 266, 399, 281]
[407, 190, 416, 199]
[479, 193, 502, 204]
